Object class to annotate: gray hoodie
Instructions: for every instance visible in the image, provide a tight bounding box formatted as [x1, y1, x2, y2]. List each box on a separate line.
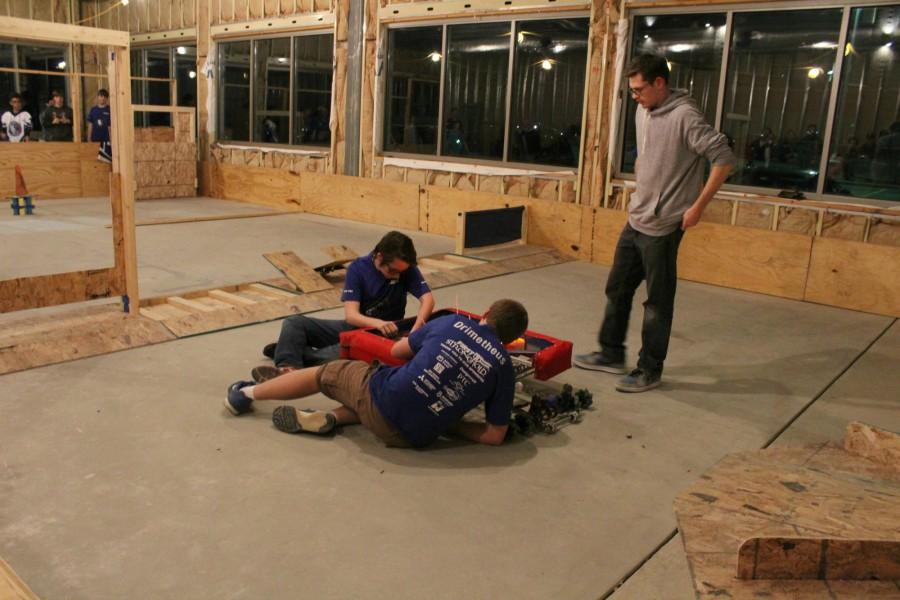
[630, 89, 736, 236]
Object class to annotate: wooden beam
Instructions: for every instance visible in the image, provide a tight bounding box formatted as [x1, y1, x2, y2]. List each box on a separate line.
[108, 47, 139, 314]
[0, 16, 129, 47]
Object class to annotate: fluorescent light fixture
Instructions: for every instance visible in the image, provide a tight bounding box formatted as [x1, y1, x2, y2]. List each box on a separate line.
[188, 70, 196, 79]
[811, 41, 837, 49]
[541, 59, 552, 70]
[176, 46, 187, 55]
[666, 60, 673, 72]
[428, 51, 441, 62]
[807, 67, 822, 79]
[670, 43, 695, 53]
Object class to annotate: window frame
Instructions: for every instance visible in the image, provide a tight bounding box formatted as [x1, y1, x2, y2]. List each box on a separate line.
[0, 39, 71, 134]
[214, 28, 334, 151]
[615, 0, 900, 207]
[377, 12, 591, 173]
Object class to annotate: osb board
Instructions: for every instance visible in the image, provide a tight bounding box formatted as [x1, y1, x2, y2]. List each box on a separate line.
[0, 306, 174, 376]
[805, 237, 900, 317]
[423, 186, 511, 237]
[217, 163, 302, 210]
[134, 127, 175, 143]
[844, 422, 900, 469]
[674, 439, 900, 599]
[135, 142, 176, 162]
[679, 223, 812, 301]
[0, 556, 38, 600]
[0, 268, 122, 313]
[736, 537, 900, 581]
[590, 208, 629, 266]
[300, 173, 419, 230]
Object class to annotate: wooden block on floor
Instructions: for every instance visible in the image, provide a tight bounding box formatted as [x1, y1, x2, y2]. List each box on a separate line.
[844, 422, 900, 469]
[323, 245, 359, 263]
[737, 537, 900, 581]
[263, 252, 332, 293]
[0, 557, 39, 600]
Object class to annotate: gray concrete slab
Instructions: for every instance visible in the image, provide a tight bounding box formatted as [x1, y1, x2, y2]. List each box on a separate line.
[1, 200, 896, 599]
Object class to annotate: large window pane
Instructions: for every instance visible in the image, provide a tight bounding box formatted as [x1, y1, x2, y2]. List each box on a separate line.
[219, 41, 251, 142]
[621, 13, 726, 173]
[253, 38, 290, 144]
[0, 44, 15, 114]
[383, 26, 442, 155]
[508, 18, 589, 167]
[175, 45, 197, 107]
[443, 22, 510, 160]
[146, 48, 171, 125]
[826, 6, 900, 201]
[723, 9, 842, 192]
[17, 44, 68, 135]
[294, 34, 333, 147]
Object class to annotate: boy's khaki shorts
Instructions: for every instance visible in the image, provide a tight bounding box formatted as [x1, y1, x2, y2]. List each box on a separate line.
[316, 360, 410, 448]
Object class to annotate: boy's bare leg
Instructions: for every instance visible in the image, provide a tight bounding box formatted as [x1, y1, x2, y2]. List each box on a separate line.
[251, 366, 321, 400]
[332, 406, 361, 426]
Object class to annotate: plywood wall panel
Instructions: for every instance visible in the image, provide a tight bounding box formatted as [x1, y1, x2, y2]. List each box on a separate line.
[591, 208, 628, 266]
[301, 173, 419, 230]
[424, 186, 509, 237]
[805, 237, 900, 317]
[527, 200, 591, 260]
[218, 163, 301, 208]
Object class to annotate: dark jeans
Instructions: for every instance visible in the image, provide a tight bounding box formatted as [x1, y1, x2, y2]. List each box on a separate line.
[274, 315, 356, 369]
[598, 224, 684, 375]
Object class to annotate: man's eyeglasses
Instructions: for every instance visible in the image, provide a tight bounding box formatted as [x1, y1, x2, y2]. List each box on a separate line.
[629, 83, 651, 98]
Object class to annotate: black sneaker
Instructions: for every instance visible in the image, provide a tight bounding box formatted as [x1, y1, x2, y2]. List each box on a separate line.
[224, 380, 254, 415]
[262, 343, 277, 359]
[573, 352, 626, 374]
[615, 369, 661, 393]
[272, 406, 336, 435]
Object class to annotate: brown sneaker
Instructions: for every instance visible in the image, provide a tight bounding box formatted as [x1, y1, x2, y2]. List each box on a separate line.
[250, 365, 295, 383]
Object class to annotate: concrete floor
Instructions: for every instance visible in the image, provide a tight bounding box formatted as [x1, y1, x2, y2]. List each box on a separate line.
[1, 198, 898, 600]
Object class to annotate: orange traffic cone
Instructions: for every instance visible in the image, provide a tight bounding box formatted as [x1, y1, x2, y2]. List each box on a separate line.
[14, 165, 27, 196]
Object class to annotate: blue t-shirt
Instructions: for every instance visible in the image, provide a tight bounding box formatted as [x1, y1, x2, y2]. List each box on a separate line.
[87, 105, 111, 142]
[369, 315, 515, 448]
[340, 253, 430, 321]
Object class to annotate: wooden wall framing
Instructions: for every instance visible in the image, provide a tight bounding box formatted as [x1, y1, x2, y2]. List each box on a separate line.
[0, 17, 138, 315]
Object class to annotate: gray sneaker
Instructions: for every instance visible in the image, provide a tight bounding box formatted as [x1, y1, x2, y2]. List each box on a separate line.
[615, 369, 661, 393]
[272, 406, 336, 435]
[573, 352, 626, 374]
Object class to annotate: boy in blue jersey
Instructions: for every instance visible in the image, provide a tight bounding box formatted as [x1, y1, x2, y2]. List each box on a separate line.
[251, 231, 434, 382]
[86, 89, 111, 143]
[226, 299, 527, 448]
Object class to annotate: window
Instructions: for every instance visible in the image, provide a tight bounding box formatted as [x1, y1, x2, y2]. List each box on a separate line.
[131, 44, 199, 126]
[217, 33, 333, 148]
[381, 17, 590, 168]
[826, 6, 900, 201]
[620, 4, 900, 203]
[175, 45, 198, 107]
[382, 26, 442, 155]
[0, 41, 69, 137]
[621, 13, 726, 173]
[293, 35, 333, 146]
[508, 19, 590, 166]
[219, 41, 251, 142]
[253, 38, 291, 144]
[724, 9, 842, 192]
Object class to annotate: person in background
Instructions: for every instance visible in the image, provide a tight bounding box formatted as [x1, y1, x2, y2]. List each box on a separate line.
[39, 90, 73, 141]
[1, 93, 32, 142]
[87, 89, 113, 164]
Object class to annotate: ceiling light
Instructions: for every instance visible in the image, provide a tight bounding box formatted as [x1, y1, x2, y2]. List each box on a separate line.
[811, 41, 837, 49]
[643, 34, 650, 40]
[670, 43, 695, 53]
[57, 60, 66, 69]
[808, 67, 822, 79]
[428, 51, 441, 62]
[883, 24, 896, 35]
[705, 23, 711, 28]
[188, 70, 196, 79]
[120, 0, 128, 5]
[541, 59, 552, 70]
[552, 43, 564, 54]
[176, 46, 187, 55]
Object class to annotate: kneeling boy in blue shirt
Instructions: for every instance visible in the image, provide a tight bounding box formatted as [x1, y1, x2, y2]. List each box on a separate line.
[225, 299, 527, 448]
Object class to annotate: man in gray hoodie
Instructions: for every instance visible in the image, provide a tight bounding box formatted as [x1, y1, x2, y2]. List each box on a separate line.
[575, 54, 736, 392]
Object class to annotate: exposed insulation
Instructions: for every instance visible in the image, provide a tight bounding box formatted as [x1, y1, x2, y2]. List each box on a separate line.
[735, 202, 775, 230]
[477, 175, 503, 194]
[452, 173, 476, 191]
[867, 219, 900, 247]
[428, 170, 452, 187]
[776, 206, 818, 236]
[503, 175, 530, 197]
[383, 165, 405, 182]
[701, 198, 733, 224]
[530, 178, 559, 201]
[822, 212, 867, 242]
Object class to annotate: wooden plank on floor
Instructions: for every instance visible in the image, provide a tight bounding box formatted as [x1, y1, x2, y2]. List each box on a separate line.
[804, 237, 900, 317]
[0, 557, 39, 600]
[248, 283, 300, 298]
[323, 245, 359, 262]
[467, 243, 554, 262]
[167, 296, 219, 313]
[208, 289, 258, 306]
[263, 251, 332, 293]
[419, 256, 462, 271]
[106, 210, 294, 228]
